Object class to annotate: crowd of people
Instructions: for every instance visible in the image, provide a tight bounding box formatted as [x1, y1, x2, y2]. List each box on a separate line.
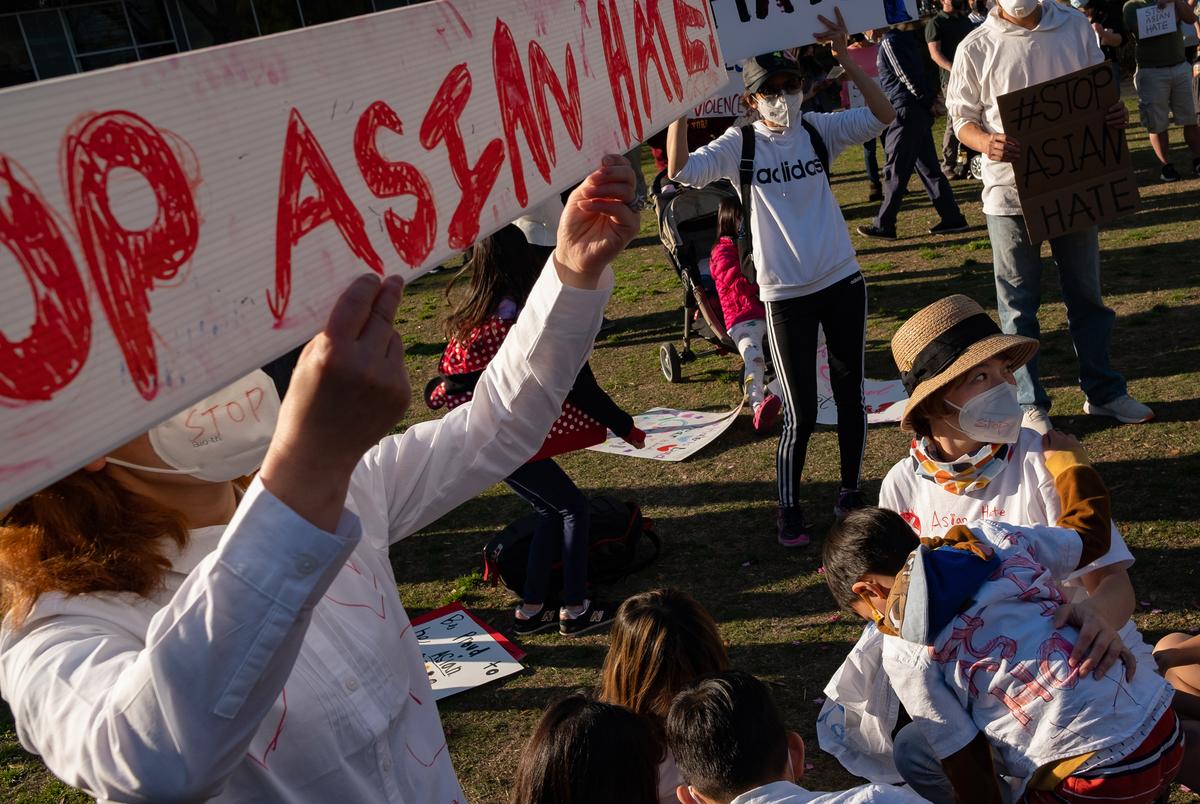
[0, 1, 1197, 803]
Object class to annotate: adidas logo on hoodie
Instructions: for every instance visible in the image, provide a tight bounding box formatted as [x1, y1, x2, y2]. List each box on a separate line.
[755, 158, 826, 185]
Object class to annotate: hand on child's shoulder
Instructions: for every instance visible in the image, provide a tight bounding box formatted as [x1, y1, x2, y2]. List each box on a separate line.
[1042, 430, 1084, 460]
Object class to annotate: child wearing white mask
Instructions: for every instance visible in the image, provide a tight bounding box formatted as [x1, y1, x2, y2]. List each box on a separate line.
[666, 7, 896, 548]
[0, 156, 640, 803]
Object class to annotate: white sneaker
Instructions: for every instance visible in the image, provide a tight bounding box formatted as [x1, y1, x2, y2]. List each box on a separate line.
[1084, 394, 1154, 424]
[1021, 405, 1053, 435]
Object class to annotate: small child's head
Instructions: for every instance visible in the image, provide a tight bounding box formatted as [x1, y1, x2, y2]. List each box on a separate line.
[823, 507, 919, 627]
[445, 223, 541, 339]
[716, 196, 743, 241]
[666, 670, 805, 804]
[511, 694, 660, 804]
[599, 589, 730, 724]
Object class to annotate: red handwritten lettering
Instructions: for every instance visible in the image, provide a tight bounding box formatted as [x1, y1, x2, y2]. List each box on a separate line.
[65, 111, 199, 400]
[990, 662, 1054, 728]
[1039, 633, 1080, 690]
[528, 40, 584, 166]
[597, 0, 643, 146]
[225, 400, 246, 423]
[634, 0, 683, 119]
[492, 19, 553, 207]
[271, 108, 382, 325]
[0, 157, 91, 402]
[419, 64, 505, 249]
[673, 0, 717, 76]
[353, 100, 437, 268]
[246, 385, 265, 419]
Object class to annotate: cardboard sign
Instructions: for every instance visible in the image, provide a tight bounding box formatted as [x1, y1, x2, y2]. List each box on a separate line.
[693, 64, 749, 119]
[588, 402, 743, 460]
[0, 0, 727, 509]
[412, 602, 526, 701]
[1136, 3, 1177, 39]
[997, 63, 1139, 243]
[709, 0, 918, 62]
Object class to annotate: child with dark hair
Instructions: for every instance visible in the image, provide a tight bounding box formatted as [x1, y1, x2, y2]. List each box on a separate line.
[430, 224, 645, 637]
[822, 434, 1182, 804]
[511, 694, 660, 804]
[710, 198, 780, 433]
[598, 588, 731, 803]
[666, 670, 921, 803]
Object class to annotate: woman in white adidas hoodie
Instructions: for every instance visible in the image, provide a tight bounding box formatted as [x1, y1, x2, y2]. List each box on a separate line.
[667, 10, 895, 547]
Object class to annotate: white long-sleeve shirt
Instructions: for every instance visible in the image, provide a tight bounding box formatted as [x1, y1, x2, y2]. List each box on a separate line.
[946, 1, 1104, 216]
[0, 261, 611, 803]
[669, 110, 886, 302]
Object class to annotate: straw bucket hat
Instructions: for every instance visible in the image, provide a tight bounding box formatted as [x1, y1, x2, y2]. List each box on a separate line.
[891, 295, 1038, 432]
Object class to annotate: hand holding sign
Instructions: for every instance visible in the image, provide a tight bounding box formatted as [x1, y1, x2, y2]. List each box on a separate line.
[260, 273, 409, 531]
[554, 154, 640, 289]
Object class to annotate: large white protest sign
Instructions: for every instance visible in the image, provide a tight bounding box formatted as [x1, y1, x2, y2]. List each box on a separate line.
[0, 0, 727, 509]
[1137, 3, 1177, 39]
[589, 402, 744, 461]
[709, 0, 919, 63]
[413, 603, 526, 701]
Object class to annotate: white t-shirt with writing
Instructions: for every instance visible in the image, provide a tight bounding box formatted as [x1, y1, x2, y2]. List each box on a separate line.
[670, 109, 887, 302]
[881, 520, 1174, 793]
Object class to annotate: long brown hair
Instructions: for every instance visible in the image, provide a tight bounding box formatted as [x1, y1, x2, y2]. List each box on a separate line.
[599, 588, 730, 725]
[0, 469, 190, 628]
[444, 224, 542, 340]
[511, 694, 659, 804]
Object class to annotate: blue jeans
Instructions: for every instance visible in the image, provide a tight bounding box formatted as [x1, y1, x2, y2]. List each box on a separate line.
[505, 459, 589, 607]
[986, 215, 1127, 411]
[893, 723, 956, 804]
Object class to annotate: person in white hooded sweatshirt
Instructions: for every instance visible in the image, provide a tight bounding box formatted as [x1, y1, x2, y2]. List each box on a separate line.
[667, 8, 896, 548]
[946, 0, 1154, 435]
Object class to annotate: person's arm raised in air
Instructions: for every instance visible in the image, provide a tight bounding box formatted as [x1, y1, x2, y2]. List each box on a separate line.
[367, 156, 642, 542]
[818, 9, 896, 125]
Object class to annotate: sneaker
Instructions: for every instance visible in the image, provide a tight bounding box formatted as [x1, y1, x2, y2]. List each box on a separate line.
[929, 217, 970, 235]
[559, 600, 617, 637]
[1160, 164, 1181, 183]
[777, 506, 813, 548]
[753, 394, 782, 433]
[512, 605, 559, 636]
[1083, 394, 1154, 424]
[834, 488, 866, 520]
[1021, 405, 1053, 435]
[856, 224, 896, 240]
[868, 183, 884, 202]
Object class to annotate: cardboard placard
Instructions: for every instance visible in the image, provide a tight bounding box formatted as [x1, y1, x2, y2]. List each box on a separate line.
[693, 64, 748, 119]
[709, 0, 918, 63]
[412, 602, 526, 701]
[1136, 3, 1177, 39]
[588, 402, 744, 461]
[997, 63, 1139, 243]
[0, 0, 727, 509]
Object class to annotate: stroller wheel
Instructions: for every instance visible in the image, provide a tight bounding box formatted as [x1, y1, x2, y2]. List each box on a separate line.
[660, 343, 682, 383]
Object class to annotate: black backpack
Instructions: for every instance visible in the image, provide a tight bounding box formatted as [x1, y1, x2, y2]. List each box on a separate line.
[736, 120, 831, 269]
[482, 496, 660, 601]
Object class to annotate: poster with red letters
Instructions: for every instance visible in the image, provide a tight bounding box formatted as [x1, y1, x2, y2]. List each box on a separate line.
[0, 0, 728, 509]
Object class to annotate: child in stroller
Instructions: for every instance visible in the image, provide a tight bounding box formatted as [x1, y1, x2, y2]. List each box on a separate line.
[710, 197, 781, 433]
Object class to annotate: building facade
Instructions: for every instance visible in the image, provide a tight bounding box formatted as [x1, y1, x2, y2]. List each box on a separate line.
[1, 0, 427, 89]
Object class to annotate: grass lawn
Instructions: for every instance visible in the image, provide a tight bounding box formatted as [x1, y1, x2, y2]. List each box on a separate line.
[4, 98, 1199, 802]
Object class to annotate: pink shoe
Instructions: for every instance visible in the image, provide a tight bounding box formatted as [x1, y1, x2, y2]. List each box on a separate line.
[753, 394, 782, 433]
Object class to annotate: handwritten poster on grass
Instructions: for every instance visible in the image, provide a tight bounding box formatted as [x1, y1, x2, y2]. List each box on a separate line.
[709, 0, 919, 63]
[589, 402, 744, 461]
[998, 63, 1139, 243]
[0, 0, 728, 509]
[413, 602, 526, 701]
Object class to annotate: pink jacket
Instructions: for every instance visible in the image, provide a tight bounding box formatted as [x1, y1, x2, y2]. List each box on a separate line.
[709, 237, 766, 330]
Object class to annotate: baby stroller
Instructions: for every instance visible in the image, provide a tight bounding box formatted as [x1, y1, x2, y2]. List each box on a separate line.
[651, 171, 742, 383]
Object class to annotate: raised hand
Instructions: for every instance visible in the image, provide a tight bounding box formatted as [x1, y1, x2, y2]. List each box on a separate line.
[554, 154, 641, 288]
[815, 7, 850, 58]
[259, 274, 410, 530]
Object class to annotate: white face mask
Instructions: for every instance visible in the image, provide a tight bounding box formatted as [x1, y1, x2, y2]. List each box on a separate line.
[998, 0, 1039, 18]
[107, 370, 281, 482]
[944, 381, 1022, 444]
[757, 92, 803, 128]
